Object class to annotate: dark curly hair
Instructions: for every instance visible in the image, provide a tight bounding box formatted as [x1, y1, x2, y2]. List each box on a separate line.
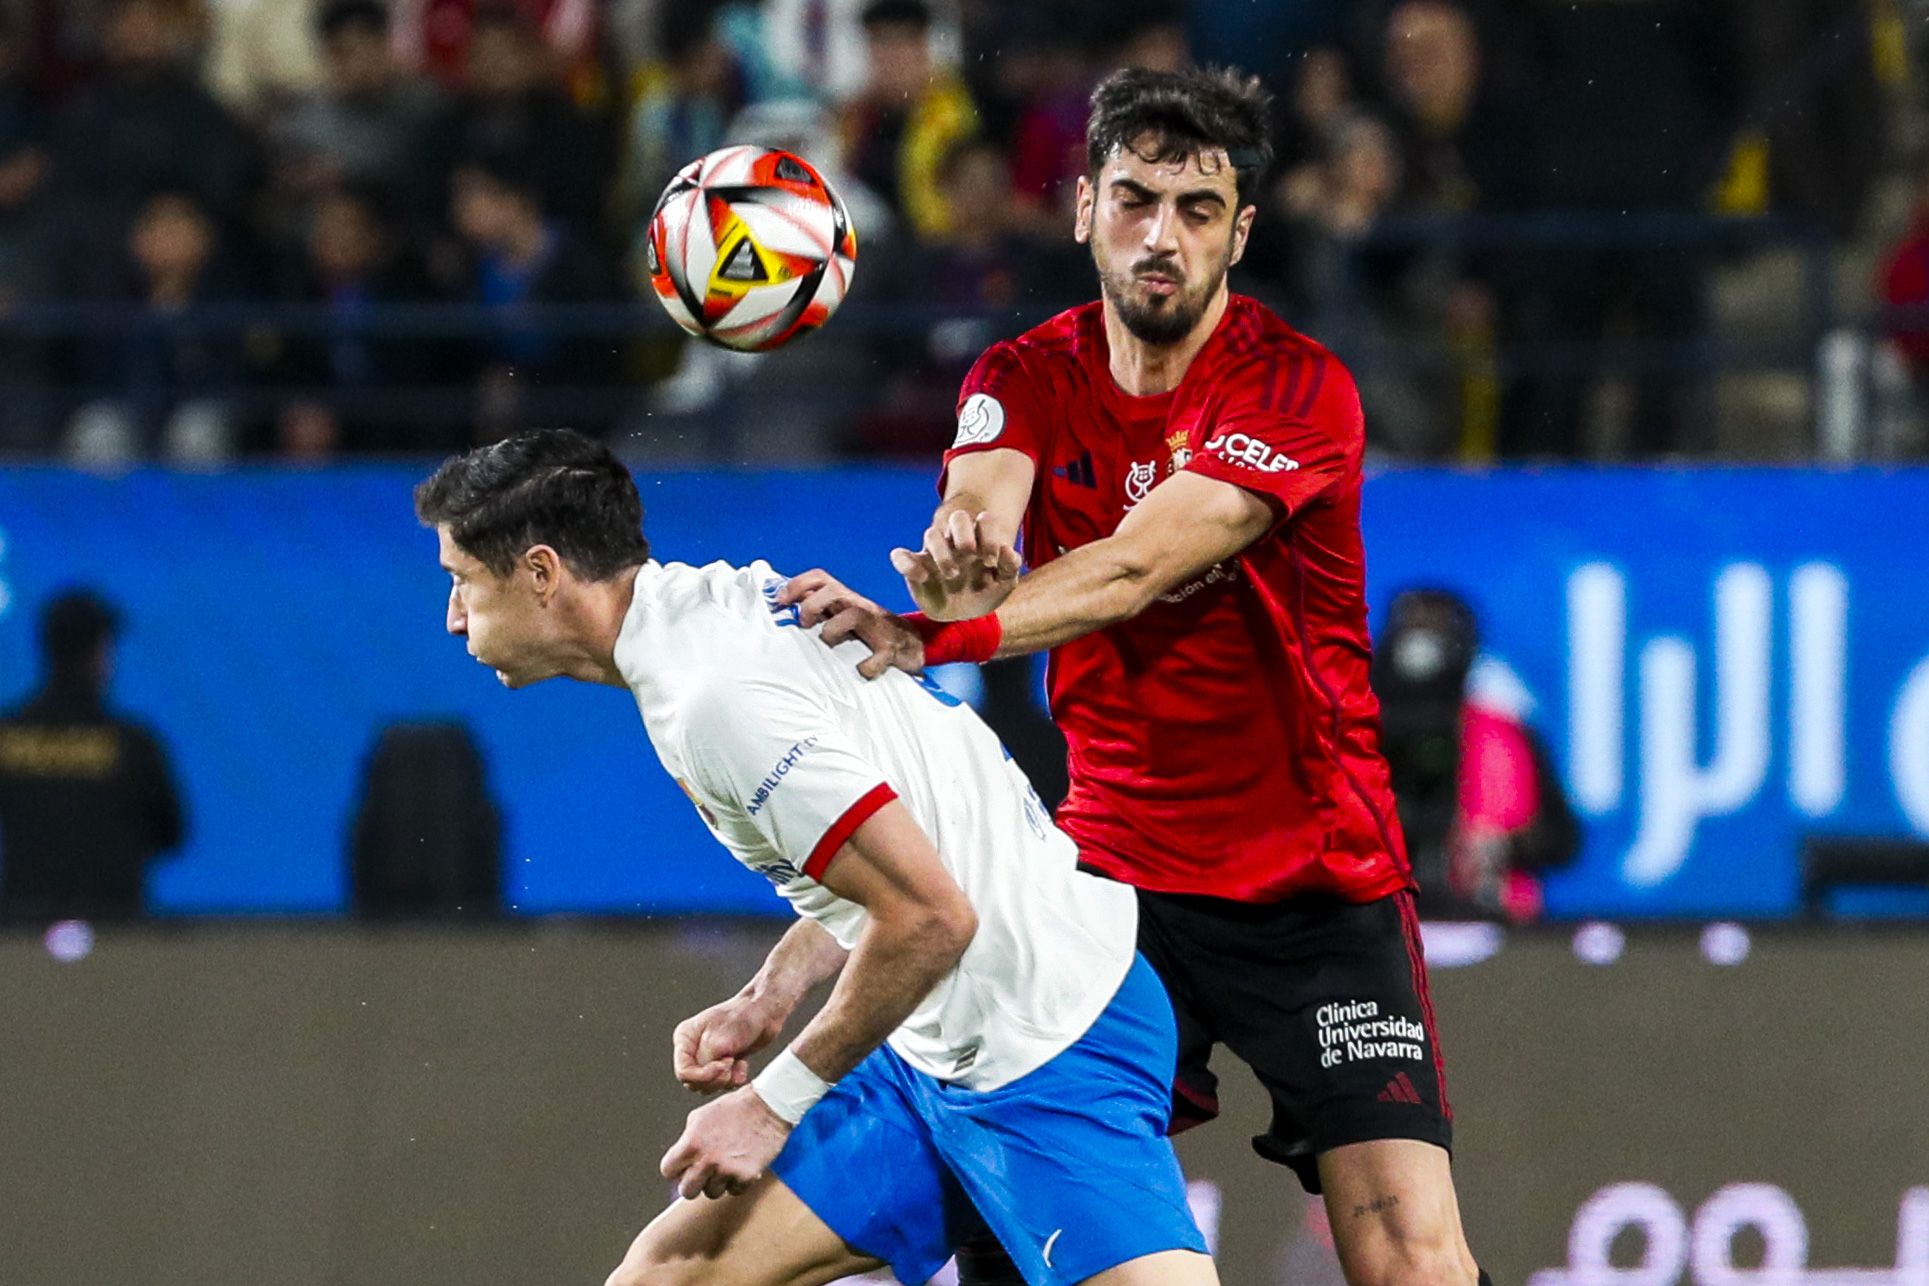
[415, 430, 650, 580]
[1085, 66, 1275, 205]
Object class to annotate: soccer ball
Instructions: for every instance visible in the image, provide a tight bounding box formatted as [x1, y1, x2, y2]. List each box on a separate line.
[645, 146, 858, 353]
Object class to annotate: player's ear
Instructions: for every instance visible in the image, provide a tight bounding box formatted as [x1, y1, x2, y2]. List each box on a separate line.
[1229, 204, 1255, 267]
[525, 545, 563, 602]
[1073, 176, 1094, 245]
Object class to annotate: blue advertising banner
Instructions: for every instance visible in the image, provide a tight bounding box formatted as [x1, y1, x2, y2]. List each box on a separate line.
[1, 465, 1924, 918]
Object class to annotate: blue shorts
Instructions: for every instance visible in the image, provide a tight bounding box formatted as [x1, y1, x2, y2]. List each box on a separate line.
[770, 954, 1206, 1285]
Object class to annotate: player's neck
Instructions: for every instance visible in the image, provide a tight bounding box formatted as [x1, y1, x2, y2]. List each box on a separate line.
[1102, 287, 1230, 397]
[568, 566, 641, 688]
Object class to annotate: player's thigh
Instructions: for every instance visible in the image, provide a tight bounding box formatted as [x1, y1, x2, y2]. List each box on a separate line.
[605, 1174, 883, 1286]
[1317, 1138, 1477, 1286]
[1206, 893, 1453, 1190]
[1078, 1248, 1219, 1286]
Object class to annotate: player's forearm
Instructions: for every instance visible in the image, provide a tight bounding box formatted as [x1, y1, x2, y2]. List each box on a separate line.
[988, 539, 1159, 657]
[785, 903, 977, 1083]
[740, 918, 848, 1018]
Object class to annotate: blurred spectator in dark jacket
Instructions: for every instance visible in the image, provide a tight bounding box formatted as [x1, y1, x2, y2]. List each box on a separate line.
[428, 1, 610, 231]
[1373, 587, 1579, 922]
[66, 187, 251, 465]
[0, 589, 186, 923]
[450, 152, 621, 439]
[265, 0, 444, 239]
[271, 183, 450, 458]
[850, 133, 1080, 455]
[1503, 0, 1742, 458]
[0, 11, 56, 450]
[49, 0, 257, 299]
[840, 0, 978, 244]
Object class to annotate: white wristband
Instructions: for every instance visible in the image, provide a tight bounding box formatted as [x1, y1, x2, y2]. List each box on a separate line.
[751, 1048, 832, 1125]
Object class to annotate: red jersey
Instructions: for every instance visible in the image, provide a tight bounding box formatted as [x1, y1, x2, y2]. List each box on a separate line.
[942, 296, 1411, 904]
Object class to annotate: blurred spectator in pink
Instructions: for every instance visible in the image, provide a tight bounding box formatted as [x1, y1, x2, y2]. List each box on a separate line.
[839, 0, 977, 244]
[1372, 587, 1580, 923]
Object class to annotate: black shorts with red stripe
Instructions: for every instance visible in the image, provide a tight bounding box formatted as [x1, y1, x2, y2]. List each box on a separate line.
[1132, 885, 1453, 1195]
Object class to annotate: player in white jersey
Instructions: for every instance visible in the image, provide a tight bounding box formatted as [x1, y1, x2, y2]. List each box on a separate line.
[415, 430, 1217, 1286]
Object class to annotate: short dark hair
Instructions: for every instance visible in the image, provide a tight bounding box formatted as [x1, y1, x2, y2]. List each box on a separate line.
[860, 0, 930, 34]
[41, 589, 120, 672]
[1086, 66, 1275, 205]
[316, 0, 389, 40]
[415, 430, 651, 581]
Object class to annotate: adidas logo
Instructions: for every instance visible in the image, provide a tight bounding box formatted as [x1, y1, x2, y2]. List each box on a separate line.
[1052, 451, 1096, 488]
[718, 238, 768, 283]
[1376, 1072, 1424, 1105]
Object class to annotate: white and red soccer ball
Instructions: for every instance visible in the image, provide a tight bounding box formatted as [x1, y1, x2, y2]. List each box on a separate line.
[645, 146, 858, 353]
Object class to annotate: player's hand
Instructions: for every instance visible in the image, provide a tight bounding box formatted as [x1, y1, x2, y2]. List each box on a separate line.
[891, 510, 1020, 622]
[779, 570, 927, 680]
[659, 1085, 792, 1200]
[673, 995, 786, 1094]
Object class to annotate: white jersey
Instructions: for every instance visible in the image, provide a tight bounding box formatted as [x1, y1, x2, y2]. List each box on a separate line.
[615, 559, 1138, 1090]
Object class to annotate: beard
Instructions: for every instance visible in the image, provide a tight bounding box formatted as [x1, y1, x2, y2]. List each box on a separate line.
[1094, 248, 1229, 346]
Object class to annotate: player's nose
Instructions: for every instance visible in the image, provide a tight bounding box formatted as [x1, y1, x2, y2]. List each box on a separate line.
[1144, 203, 1181, 253]
[446, 595, 466, 636]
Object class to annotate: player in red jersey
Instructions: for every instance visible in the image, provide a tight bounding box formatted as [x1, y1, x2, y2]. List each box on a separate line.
[783, 67, 1488, 1286]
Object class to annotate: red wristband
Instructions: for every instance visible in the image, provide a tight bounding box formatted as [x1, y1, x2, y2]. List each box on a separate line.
[902, 612, 1003, 666]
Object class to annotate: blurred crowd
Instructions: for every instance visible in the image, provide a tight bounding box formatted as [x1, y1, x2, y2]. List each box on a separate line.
[0, 0, 1907, 464]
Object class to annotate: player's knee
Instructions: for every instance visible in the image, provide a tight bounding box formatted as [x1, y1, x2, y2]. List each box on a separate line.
[605, 1239, 705, 1286]
[1340, 1230, 1477, 1286]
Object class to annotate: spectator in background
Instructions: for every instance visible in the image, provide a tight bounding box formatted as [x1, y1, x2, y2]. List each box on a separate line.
[850, 132, 1072, 455]
[764, 0, 961, 104]
[1372, 587, 1579, 922]
[1375, 0, 1536, 458]
[204, 0, 327, 118]
[997, 16, 1094, 238]
[0, 589, 186, 923]
[271, 183, 448, 458]
[0, 11, 56, 450]
[389, 0, 600, 97]
[49, 0, 257, 299]
[68, 187, 250, 465]
[450, 152, 620, 440]
[265, 0, 444, 239]
[840, 0, 977, 244]
[1504, 0, 1742, 457]
[1273, 111, 1459, 455]
[616, 0, 746, 235]
[1106, 0, 1190, 76]
[428, 1, 609, 231]
[1877, 158, 1929, 449]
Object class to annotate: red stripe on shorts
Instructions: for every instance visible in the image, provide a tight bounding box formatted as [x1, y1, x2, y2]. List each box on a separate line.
[1395, 891, 1452, 1120]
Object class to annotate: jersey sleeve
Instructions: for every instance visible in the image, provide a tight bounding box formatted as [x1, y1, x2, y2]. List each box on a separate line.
[1184, 347, 1361, 519]
[940, 341, 1050, 482]
[677, 672, 898, 881]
